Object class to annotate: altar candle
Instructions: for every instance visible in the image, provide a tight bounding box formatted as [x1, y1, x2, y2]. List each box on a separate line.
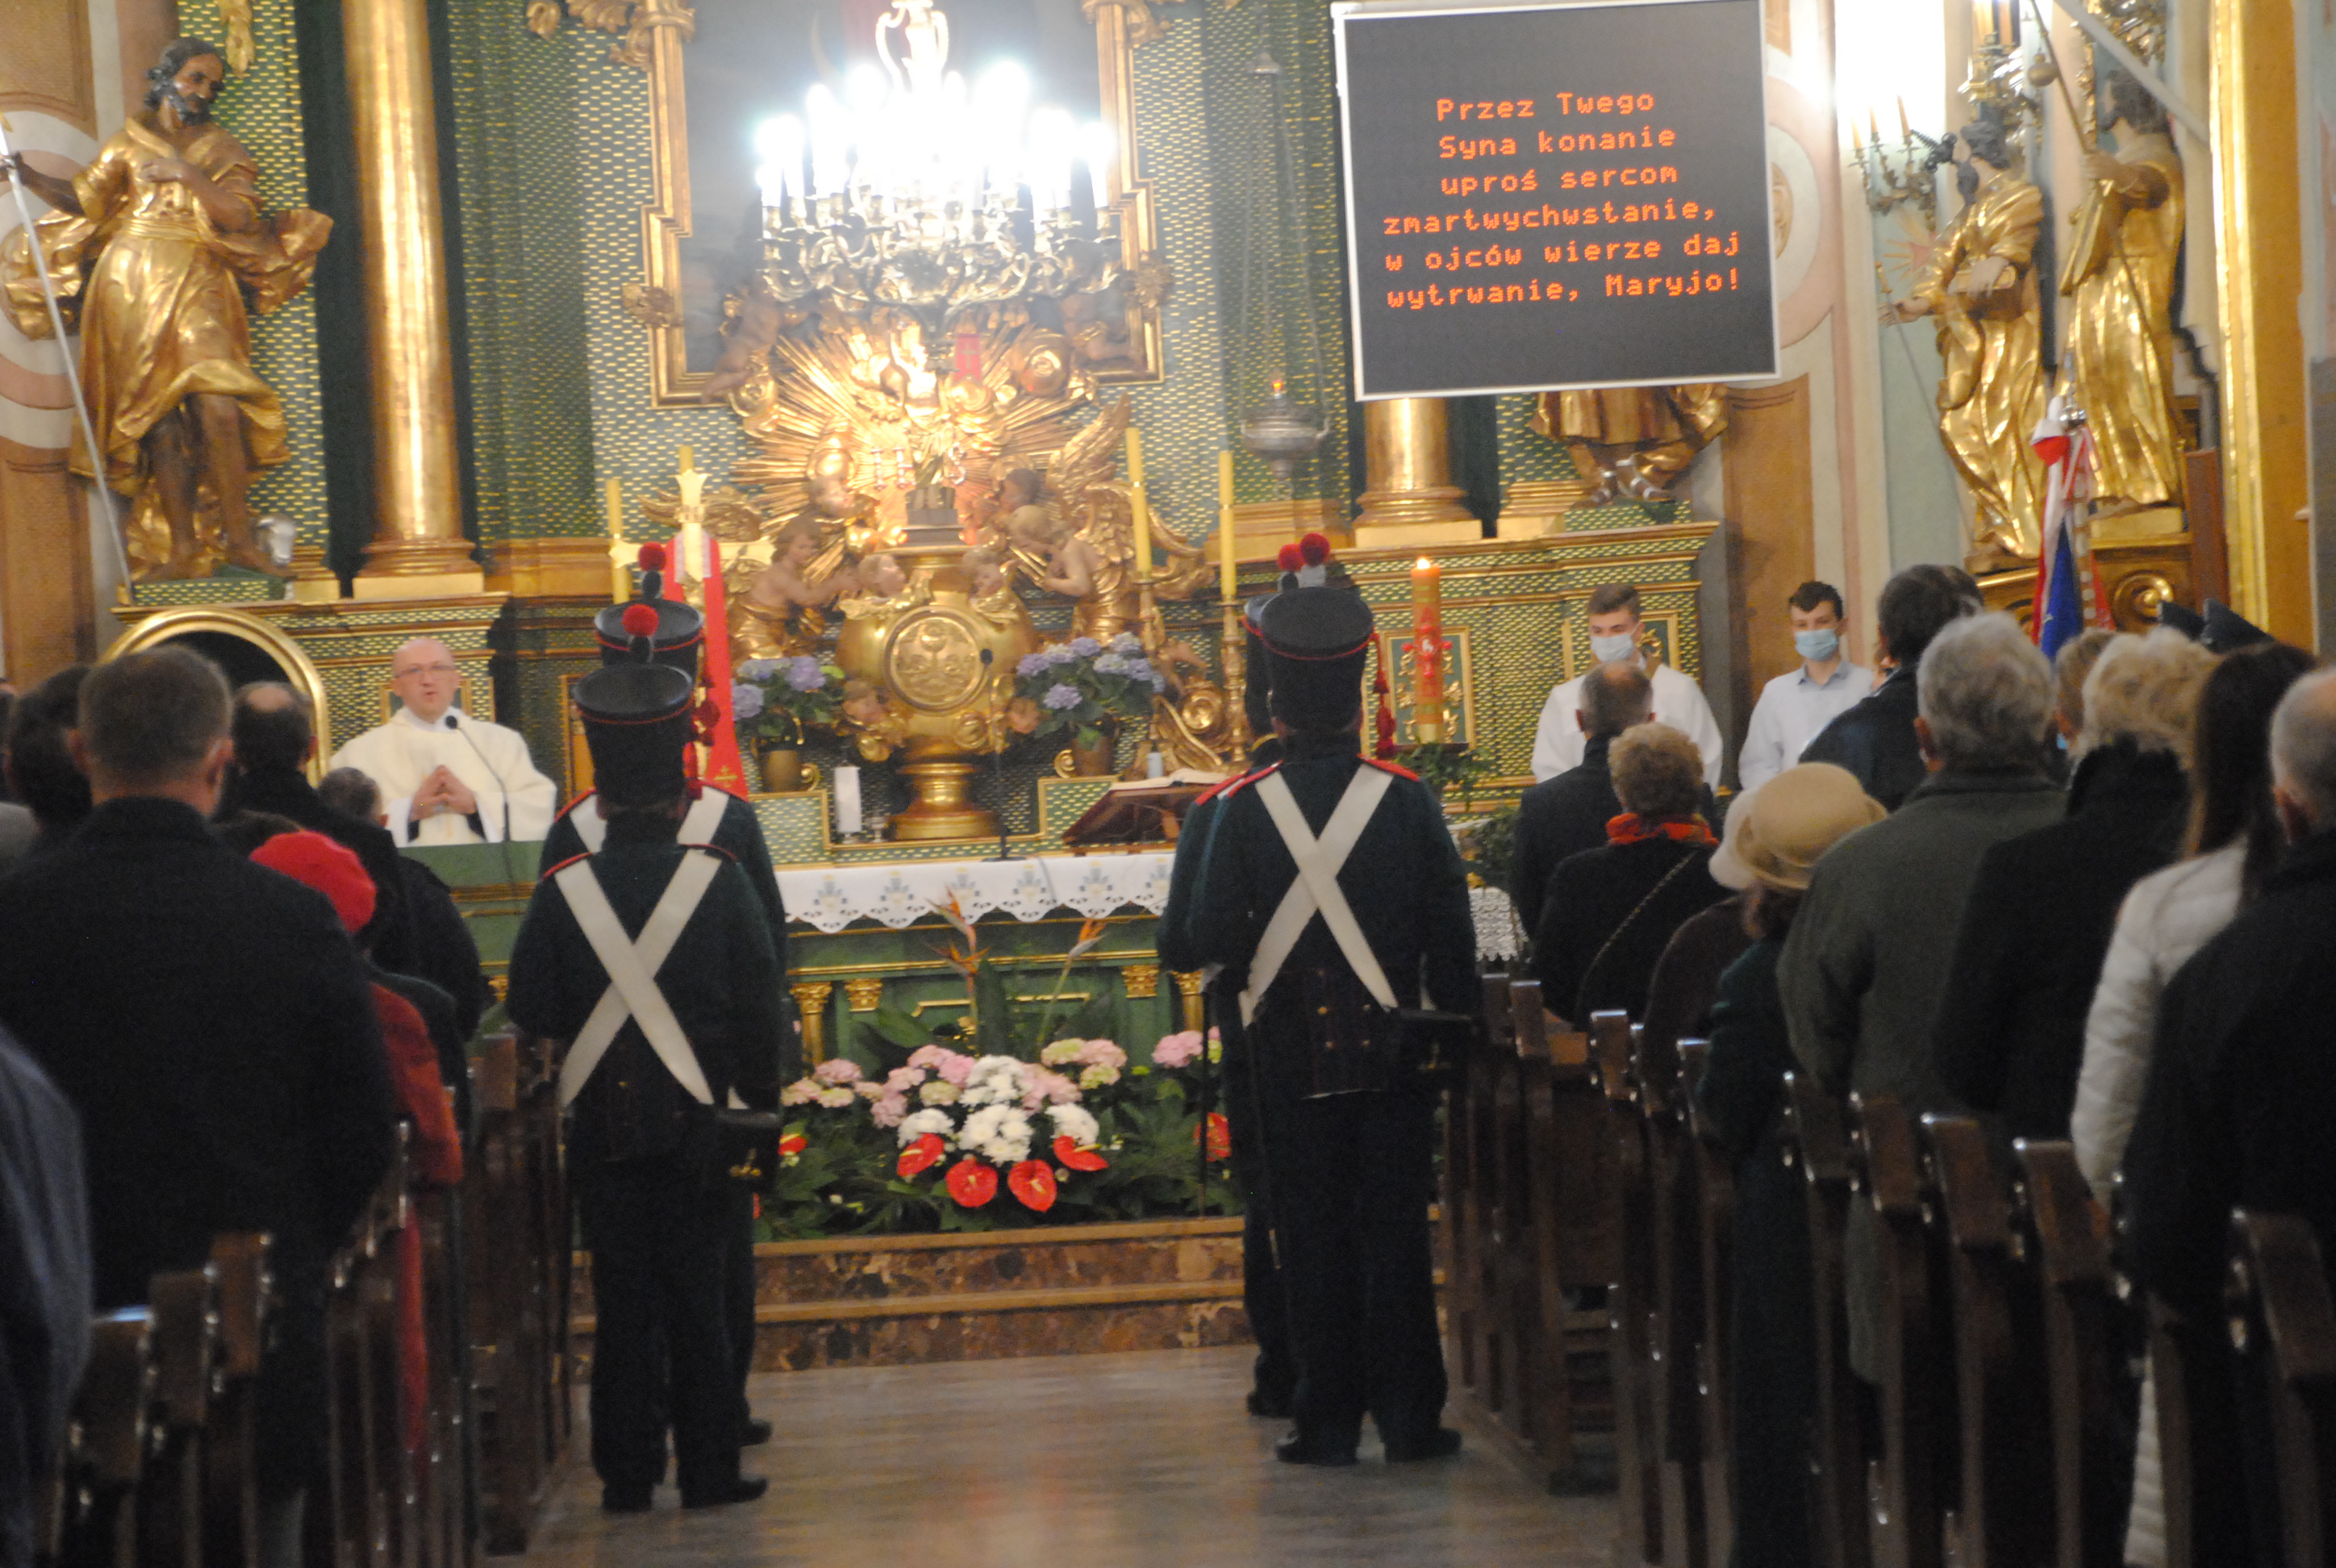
[1216, 450, 1237, 600]
[834, 765, 864, 836]
[1410, 556, 1445, 738]
[1124, 426, 1151, 579]
[605, 476, 628, 602]
[1896, 96, 1911, 140]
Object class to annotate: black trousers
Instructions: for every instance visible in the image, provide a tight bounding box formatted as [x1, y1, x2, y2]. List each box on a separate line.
[724, 1186, 757, 1428]
[1258, 1087, 1447, 1446]
[574, 1155, 740, 1493]
[1217, 1021, 1293, 1407]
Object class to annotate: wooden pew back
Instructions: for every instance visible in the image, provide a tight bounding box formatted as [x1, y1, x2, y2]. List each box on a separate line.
[2225, 1211, 2336, 1566]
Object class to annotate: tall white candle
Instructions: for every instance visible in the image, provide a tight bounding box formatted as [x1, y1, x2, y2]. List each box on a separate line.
[834, 765, 864, 836]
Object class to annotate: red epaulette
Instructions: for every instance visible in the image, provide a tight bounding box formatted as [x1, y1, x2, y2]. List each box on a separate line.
[1199, 762, 1280, 805]
[540, 850, 591, 882]
[551, 789, 594, 824]
[1362, 757, 1421, 782]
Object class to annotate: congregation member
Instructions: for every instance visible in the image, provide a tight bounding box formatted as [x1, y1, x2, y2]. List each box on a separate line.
[1781, 612, 2061, 1376]
[0, 1028, 87, 1568]
[1932, 628, 2212, 1142]
[2049, 625, 2118, 749]
[0, 648, 394, 1568]
[507, 614, 783, 1513]
[1735, 581, 1873, 791]
[1801, 563, 1983, 809]
[1531, 722, 1728, 1027]
[1692, 762, 1884, 1568]
[1, 666, 91, 862]
[1509, 661, 1652, 934]
[1530, 583, 1724, 786]
[316, 766, 492, 1044]
[332, 637, 557, 846]
[1186, 575, 1475, 1466]
[2126, 667, 2336, 1566]
[1639, 782, 1762, 1051]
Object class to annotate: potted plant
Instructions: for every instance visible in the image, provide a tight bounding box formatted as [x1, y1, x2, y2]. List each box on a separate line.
[1006, 632, 1164, 775]
[735, 654, 845, 791]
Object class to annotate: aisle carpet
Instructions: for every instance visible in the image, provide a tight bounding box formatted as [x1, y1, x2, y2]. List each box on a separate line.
[519, 1345, 1616, 1566]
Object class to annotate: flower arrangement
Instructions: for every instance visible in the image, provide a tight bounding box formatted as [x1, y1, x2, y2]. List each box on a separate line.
[765, 1029, 1233, 1236]
[1006, 632, 1166, 750]
[734, 654, 845, 748]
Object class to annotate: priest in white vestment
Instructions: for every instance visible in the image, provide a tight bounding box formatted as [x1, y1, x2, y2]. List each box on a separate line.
[328, 638, 557, 845]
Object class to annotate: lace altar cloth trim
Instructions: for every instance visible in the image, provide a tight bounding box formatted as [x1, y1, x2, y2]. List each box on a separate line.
[778, 853, 1176, 933]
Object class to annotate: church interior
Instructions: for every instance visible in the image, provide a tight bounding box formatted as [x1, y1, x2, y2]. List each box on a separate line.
[6, 0, 2336, 1559]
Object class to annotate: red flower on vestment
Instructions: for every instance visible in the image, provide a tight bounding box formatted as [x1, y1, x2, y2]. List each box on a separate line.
[898, 1134, 946, 1179]
[945, 1157, 999, 1207]
[1007, 1161, 1058, 1212]
[1195, 1112, 1232, 1162]
[1053, 1135, 1108, 1173]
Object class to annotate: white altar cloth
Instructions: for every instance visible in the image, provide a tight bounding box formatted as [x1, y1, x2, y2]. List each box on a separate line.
[778, 853, 1176, 933]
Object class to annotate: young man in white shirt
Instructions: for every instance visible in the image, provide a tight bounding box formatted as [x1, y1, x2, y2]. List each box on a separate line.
[1736, 581, 1873, 793]
[1530, 582, 1724, 786]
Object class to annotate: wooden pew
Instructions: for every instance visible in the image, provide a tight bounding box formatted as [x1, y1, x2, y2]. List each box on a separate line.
[1783, 1073, 1871, 1568]
[1850, 1095, 1949, 1568]
[1922, 1116, 2051, 1568]
[1676, 1040, 1734, 1559]
[140, 1266, 218, 1568]
[1636, 1022, 1710, 1566]
[2225, 1211, 2336, 1565]
[1596, 1009, 1663, 1565]
[50, 1308, 152, 1568]
[2015, 1142, 2131, 1568]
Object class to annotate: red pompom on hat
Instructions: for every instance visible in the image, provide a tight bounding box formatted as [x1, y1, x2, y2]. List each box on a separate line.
[251, 830, 378, 936]
[621, 603, 661, 640]
[1298, 532, 1331, 566]
[1276, 543, 1304, 573]
[636, 542, 668, 572]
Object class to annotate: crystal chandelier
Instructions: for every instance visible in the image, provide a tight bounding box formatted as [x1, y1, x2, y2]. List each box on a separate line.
[753, 1, 1122, 373]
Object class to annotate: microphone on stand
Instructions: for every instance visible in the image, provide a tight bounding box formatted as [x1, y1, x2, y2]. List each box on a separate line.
[980, 648, 1019, 863]
[442, 708, 524, 894]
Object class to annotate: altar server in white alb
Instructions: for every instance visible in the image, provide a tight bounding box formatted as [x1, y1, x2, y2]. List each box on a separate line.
[1530, 582, 1725, 786]
[1734, 580, 1874, 793]
[330, 637, 557, 845]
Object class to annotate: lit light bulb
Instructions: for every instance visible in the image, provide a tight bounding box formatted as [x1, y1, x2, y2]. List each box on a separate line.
[1080, 121, 1114, 212]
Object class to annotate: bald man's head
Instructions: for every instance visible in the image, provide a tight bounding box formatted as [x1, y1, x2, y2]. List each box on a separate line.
[389, 638, 462, 724]
[1579, 660, 1654, 741]
[232, 681, 315, 773]
[2271, 666, 2336, 837]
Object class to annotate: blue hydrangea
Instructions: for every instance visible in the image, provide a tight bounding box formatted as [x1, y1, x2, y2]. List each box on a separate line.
[731, 683, 766, 721]
[1042, 644, 1078, 668]
[1042, 683, 1083, 711]
[1016, 652, 1050, 678]
[1068, 636, 1103, 657]
[785, 656, 826, 693]
[737, 659, 781, 683]
[1108, 632, 1142, 657]
[1092, 653, 1131, 677]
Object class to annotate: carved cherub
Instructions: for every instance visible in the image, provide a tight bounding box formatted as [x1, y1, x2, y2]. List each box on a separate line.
[732, 517, 853, 659]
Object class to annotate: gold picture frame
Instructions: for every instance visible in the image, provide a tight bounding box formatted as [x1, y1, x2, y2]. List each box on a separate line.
[635, 0, 1176, 407]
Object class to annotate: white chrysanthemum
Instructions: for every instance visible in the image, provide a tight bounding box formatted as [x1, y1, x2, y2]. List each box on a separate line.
[960, 1054, 1026, 1107]
[919, 1080, 961, 1107]
[1045, 1103, 1099, 1149]
[960, 1104, 1034, 1164]
[896, 1108, 956, 1148]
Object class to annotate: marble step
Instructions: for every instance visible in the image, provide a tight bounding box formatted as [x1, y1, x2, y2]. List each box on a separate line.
[572, 1216, 1254, 1374]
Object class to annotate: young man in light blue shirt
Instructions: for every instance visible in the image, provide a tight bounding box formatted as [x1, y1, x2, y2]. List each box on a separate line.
[1737, 581, 1873, 792]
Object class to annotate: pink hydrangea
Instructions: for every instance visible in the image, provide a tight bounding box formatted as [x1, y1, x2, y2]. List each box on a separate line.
[780, 1078, 821, 1106]
[884, 1065, 928, 1095]
[1077, 1040, 1127, 1070]
[907, 1044, 977, 1083]
[870, 1093, 909, 1128]
[1019, 1067, 1081, 1111]
[816, 1086, 856, 1109]
[813, 1058, 863, 1085]
[854, 1081, 886, 1100]
[1151, 1031, 1204, 1069]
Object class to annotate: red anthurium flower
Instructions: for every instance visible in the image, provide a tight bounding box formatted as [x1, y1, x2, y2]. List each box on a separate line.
[1193, 1111, 1233, 1162]
[1007, 1160, 1058, 1212]
[945, 1157, 999, 1207]
[778, 1133, 807, 1158]
[898, 1133, 946, 1179]
[1053, 1134, 1108, 1173]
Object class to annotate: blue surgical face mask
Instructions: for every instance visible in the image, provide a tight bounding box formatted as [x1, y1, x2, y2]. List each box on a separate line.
[1793, 627, 1840, 663]
[1589, 632, 1639, 665]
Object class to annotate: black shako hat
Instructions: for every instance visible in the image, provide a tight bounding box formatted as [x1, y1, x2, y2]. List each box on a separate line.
[2199, 598, 2270, 654]
[1241, 589, 1279, 742]
[594, 543, 706, 679]
[578, 603, 698, 807]
[1258, 583, 1374, 732]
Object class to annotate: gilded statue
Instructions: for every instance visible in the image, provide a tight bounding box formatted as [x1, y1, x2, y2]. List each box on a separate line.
[1888, 107, 2047, 562]
[1533, 383, 1728, 505]
[1, 36, 328, 580]
[2060, 69, 2184, 515]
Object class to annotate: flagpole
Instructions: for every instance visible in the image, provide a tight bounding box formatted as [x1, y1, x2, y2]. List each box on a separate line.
[0, 116, 136, 598]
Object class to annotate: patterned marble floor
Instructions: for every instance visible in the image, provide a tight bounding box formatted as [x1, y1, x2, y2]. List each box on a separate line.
[519, 1346, 1618, 1566]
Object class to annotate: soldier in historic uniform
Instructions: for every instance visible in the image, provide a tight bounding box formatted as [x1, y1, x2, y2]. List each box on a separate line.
[1186, 578, 1477, 1465]
[537, 547, 790, 1453]
[507, 607, 784, 1512]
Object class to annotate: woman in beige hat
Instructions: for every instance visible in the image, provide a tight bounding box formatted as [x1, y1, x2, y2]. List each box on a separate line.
[1689, 761, 1884, 1568]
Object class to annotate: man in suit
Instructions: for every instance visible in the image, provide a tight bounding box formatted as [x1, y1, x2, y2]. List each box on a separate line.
[0, 647, 394, 1566]
[1187, 578, 1476, 1466]
[507, 611, 783, 1512]
[1508, 660, 1654, 933]
[0, 1029, 87, 1568]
